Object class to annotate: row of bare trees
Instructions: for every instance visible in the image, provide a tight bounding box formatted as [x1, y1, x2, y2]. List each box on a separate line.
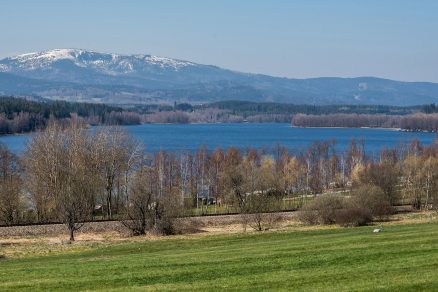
[142, 109, 292, 124]
[293, 113, 438, 132]
[142, 108, 244, 124]
[1, 121, 438, 239]
[0, 112, 45, 134]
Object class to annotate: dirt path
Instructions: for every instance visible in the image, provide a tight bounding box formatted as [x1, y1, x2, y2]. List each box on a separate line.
[0, 211, 298, 238]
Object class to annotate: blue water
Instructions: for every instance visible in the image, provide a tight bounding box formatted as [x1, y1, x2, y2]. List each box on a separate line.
[0, 123, 436, 156]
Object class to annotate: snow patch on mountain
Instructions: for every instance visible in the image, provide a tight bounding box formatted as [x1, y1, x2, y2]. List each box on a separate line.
[7, 49, 81, 70]
[142, 55, 195, 70]
[0, 49, 196, 73]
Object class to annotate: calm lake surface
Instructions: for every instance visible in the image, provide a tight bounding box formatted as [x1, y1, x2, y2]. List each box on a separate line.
[0, 123, 436, 156]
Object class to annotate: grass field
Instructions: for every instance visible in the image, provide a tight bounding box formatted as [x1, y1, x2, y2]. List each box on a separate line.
[0, 221, 438, 291]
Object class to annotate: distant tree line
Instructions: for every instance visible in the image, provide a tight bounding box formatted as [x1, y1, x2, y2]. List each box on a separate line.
[133, 103, 175, 114]
[138, 101, 428, 117]
[143, 108, 244, 124]
[137, 101, 427, 124]
[140, 105, 438, 126]
[293, 113, 438, 132]
[422, 103, 438, 113]
[4, 98, 428, 128]
[1, 121, 438, 239]
[0, 96, 141, 134]
[201, 100, 419, 116]
[0, 96, 123, 119]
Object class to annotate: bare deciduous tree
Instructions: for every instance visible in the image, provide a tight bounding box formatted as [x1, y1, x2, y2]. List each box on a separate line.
[94, 127, 140, 219]
[0, 144, 23, 225]
[25, 121, 98, 240]
[121, 165, 154, 235]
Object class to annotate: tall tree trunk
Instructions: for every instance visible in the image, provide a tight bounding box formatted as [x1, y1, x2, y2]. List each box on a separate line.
[70, 228, 75, 241]
[107, 193, 112, 219]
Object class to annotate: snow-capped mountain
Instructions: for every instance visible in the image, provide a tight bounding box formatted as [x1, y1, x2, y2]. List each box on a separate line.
[0, 49, 236, 88]
[1, 49, 438, 106]
[1, 49, 196, 73]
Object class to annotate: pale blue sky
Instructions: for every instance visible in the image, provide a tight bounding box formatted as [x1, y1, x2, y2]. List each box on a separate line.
[1, 0, 437, 82]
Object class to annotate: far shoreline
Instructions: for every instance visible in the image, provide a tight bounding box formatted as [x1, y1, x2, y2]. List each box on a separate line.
[1, 123, 437, 138]
[292, 125, 437, 133]
[291, 125, 402, 131]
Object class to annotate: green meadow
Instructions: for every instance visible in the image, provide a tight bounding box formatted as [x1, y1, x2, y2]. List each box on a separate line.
[1, 222, 437, 291]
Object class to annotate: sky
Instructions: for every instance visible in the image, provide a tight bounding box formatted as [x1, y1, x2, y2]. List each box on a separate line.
[1, 0, 437, 82]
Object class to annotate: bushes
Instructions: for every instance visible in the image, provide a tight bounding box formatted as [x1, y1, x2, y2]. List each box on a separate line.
[359, 163, 399, 205]
[244, 194, 283, 231]
[335, 204, 372, 227]
[153, 217, 176, 235]
[299, 184, 393, 227]
[121, 171, 183, 236]
[122, 201, 181, 236]
[298, 195, 343, 225]
[351, 185, 393, 219]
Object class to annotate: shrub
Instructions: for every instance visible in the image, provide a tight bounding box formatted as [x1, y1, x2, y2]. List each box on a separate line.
[351, 184, 393, 219]
[298, 195, 344, 225]
[297, 207, 319, 225]
[153, 217, 177, 235]
[335, 204, 372, 227]
[152, 196, 184, 236]
[359, 163, 399, 205]
[244, 192, 283, 231]
[299, 189, 386, 227]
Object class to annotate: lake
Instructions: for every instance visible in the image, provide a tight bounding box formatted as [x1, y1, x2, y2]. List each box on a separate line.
[0, 123, 436, 156]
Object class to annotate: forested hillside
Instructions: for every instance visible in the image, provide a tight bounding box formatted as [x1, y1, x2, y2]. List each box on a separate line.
[0, 96, 140, 134]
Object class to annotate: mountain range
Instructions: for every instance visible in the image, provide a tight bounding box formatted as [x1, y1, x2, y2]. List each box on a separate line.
[1, 49, 438, 106]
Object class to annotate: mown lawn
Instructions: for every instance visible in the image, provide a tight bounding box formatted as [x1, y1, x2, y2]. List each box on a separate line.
[0, 222, 438, 291]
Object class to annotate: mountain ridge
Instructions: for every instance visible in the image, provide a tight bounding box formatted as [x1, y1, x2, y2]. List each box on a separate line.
[1, 49, 438, 106]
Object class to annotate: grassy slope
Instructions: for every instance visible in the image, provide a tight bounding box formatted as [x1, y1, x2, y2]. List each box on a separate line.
[0, 222, 438, 291]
